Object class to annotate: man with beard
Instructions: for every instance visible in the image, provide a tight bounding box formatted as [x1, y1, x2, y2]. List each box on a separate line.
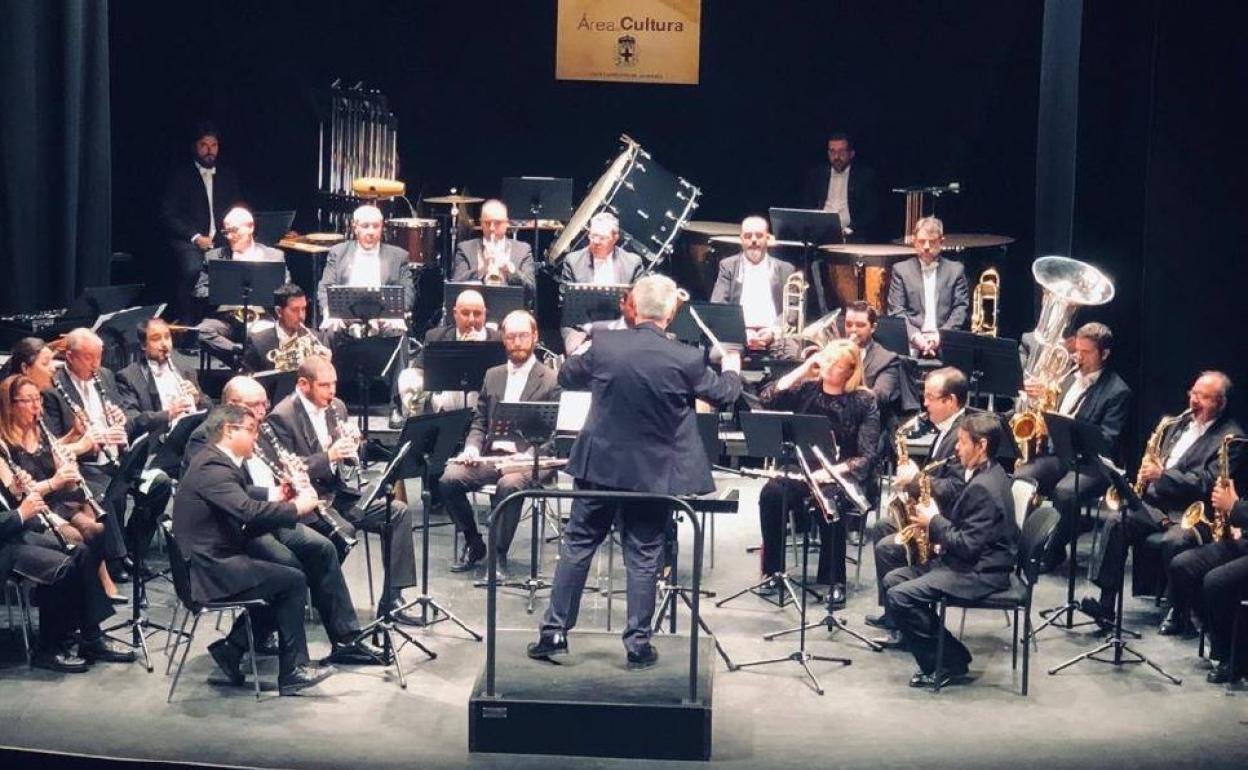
[801, 131, 880, 241]
[242, 283, 330, 373]
[710, 215, 796, 355]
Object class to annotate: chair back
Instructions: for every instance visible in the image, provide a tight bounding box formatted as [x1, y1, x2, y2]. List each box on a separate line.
[1010, 477, 1039, 531]
[161, 521, 200, 613]
[1016, 504, 1061, 587]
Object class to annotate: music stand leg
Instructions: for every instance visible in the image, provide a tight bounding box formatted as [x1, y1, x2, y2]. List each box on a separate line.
[1033, 468, 1100, 636]
[103, 530, 173, 673]
[403, 467, 482, 638]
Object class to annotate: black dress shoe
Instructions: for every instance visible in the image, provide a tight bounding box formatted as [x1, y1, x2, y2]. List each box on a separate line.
[208, 639, 246, 686]
[449, 540, 486, 573]
[627, 644, 660, 670]
[1158, 608, 1193, 637]
[108, 592, 130, 605]
[1079, 596, 1115, 628]
[526, 633, 568, 660]
[872, 629, 904, 649]
[79, 637, 136, 664]
[826, 583, 847, 612]
[864, 612, 894, 630]
[109, 567, 133, 585]
[1207, 662, 1242, 685]
[908, 667, 967, 688]
[256, 632, 280, 657]
[278, 663, 336, 695]
[324, 638, 386, 666]
[33, 649, 89, 673]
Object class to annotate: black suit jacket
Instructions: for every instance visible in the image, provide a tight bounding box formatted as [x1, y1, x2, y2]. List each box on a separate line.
[242, 326, 330, 373]
[1147, 413, 1246, 512]
[467, 360, 562, 453]
[316, 241, 414, 316]
[171, 445, 299, 603]
[905, 411, 969, 513]
[801, 162, 881, 240]
[159, 162, 244, 244]
[451, 239, 536, 296]
[708, 254, 796, 317]
[886, 257, 970, 340]
[559, 246, 646, 287]
[413, 325, 502, 369]
[264, 393, 350, 496]
[115, 359, 212, 439]
[42, 367, 135, 462]
[560, 322, 742, 496]
[862, 341, 901, 413]
[927, 461, 1017, 596]
[1056, 369, 1132, 455]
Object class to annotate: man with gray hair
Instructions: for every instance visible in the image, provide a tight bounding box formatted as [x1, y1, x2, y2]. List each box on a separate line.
[449, 199, 535, 295]
[886, 216, 969, 358]
[317, 204, 414, 335]
[559, 211, 646, 352]
[528, 274, 743, 668]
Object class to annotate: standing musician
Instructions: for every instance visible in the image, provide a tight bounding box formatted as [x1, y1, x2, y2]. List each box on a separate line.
[801, 130, 881, 241]
[559, 211, 646, 352]
[528, 275, 743, 668]
[42, 328, 173, 590]
[756, 339, 881, 610]
[450, 199, 536, 295]
[1082, 371, 1243, 629]
[1013, 322, 1130, 568]
[886, 216, 969, 358]
[0, 466, 134, 672]
[440, 310, 561, 577]
[171, 404, 335, 695]
[242, 283, 330, 373]
[710, 215, 796, 356]
[867, 367, 969, 645]
[265, 356, 420, 622]
[884, 411, 1017, 688]
[317, 204, 414, 337]
[194, 206, 291, 366]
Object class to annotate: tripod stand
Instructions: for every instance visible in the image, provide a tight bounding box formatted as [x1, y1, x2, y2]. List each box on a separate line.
[653, 504, 735, 670]
[1048, 454, 1181, 684]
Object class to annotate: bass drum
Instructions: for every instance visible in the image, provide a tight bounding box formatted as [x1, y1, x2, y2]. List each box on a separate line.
[547, 135, 700, 267]
[385, 218, 440, 265]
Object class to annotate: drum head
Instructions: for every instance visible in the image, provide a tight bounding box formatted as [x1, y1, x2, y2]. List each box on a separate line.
[547, 140, 638, 263]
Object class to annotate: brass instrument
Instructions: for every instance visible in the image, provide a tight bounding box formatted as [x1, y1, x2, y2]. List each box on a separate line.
[1009, 257, 1114, 463]
[780, 271, 808, 340]
[970, 267, 1000, 337]
[256, 423, 357, 555]
[797, 309, 844, 355]
[482, 238, 508, 286]
[884, 414, 923, 533]
[0, 452, 74, 553]
[897, 457, 951, 566]
[1106, 408, 1190, 511]
[230, 307, 265, 325]
[1183, 434, 1246, 545]
[266, 326, 332, 372]
[37, 418, 109, 520]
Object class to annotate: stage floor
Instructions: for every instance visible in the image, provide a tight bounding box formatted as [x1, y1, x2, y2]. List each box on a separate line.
[2, 475, 1247, 769]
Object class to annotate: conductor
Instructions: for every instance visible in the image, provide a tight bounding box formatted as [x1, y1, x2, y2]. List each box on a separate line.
[527, 275, 743, 668]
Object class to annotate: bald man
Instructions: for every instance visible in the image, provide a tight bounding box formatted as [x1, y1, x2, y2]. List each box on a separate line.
[397, 289, 502, 420]
[449, 199, 535, 296]
[318, 204, 414, 335]
[710, 215, 796, 353]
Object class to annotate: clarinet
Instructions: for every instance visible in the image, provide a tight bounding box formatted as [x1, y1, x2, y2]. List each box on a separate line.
[37, 418, 109, 520]
[51, 375, 119, 465]
[0, 451, 74, 553]
[93, 372, 130, 458]
[256, 424, 357, 555]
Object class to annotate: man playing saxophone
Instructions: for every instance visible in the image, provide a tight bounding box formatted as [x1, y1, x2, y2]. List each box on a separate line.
[1082, 371, 1243, 631]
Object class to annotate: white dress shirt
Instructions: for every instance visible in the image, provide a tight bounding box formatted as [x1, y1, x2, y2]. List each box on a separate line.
[1059, 369, 1102, 417]
[69, 373, 106, 427]
[197, 162, 216, 239]
[823, 167, 851, 228]
[297, 391, 333, 451]
[348, 246, 382, 287]
[920, 260, 940, 333]
[1165, 418, 1213, 469]
[931, 408, 966, 457]
[739, 256, 778, 328]
[503, 355, 537, 404]
[591, 253, 616, 285]
[146, 359, 182, 410]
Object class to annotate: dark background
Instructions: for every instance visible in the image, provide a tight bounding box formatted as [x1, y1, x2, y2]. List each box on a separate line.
[2, 0, 1244, 454]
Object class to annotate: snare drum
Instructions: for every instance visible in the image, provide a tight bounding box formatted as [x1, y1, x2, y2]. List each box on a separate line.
[384, 218, 439, 264]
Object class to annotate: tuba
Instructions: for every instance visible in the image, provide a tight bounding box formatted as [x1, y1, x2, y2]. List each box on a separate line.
[1009, 256, 1115, 463]
[780, 271, 808, 340]
[1106, 408, 1189, 511]
[970, 267, 1000, 337]
[267, 326, 332, 372]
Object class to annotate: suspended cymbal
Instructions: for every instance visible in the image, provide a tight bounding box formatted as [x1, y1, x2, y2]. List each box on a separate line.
[425, 193, 485, 205]
[304, 232, 346, 243]
[351, 177, 406, 199]
[889, 233, 1016, 251]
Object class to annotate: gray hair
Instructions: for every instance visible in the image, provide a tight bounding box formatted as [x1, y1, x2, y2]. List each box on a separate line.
[222, 375, 265, 404]
[352, 204, 383, 224]
[914, 216, 944, 238]
[589, 212, 619, 235]
[65, 328, 102, 353]
[631, 275, 678, 322]
[1200, 370, 1233, 407]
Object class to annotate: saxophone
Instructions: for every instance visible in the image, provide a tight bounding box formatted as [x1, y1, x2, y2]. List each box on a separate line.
[885, 414, 923, 532]
[1105, 408, 1190, 511]
[897, 457, 951, 565]
[1185, 434, 1245, 545]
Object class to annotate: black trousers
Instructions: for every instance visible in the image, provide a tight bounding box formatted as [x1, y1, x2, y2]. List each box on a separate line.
[884, 562, 1006, 675]
[540, 480, 668, 655]
[220, 560, 310, 678]
[169, 239, 207, 324]
[81, 464, 173, 564]
[758, 477, 845, 585]
[1014, 456, 1108, 551]
[247, 523, 360, 642]
[439, 461, 555, 558]
[1167, 540, 1248, 662]
[329, 492, 418, 598]
[871, 518, 908, 608]
[1091, 503, 1199, 603]
[17, 532, 115, 650]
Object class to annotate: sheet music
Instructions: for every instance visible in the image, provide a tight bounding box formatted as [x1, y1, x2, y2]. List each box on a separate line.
[556, 391, 592, 433]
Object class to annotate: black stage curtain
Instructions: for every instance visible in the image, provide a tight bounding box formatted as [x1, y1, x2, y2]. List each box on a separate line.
[0, 0, 111, 314]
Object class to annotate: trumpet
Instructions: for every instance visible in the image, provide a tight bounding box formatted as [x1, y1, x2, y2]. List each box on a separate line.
[481, 238, 509, 286]
[0, 452, 74, 553]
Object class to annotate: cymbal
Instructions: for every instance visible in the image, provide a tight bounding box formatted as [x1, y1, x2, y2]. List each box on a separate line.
[684, 220, 740, 237]
[889, 233, 1015, 251]
[351, 177, 405, 198]
[820, 243, 914, 268]
[425, 193, 485, 205]
[304, 232, 345, 243]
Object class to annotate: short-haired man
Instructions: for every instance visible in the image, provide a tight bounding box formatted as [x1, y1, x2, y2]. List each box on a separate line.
[710, 215, 796, 354]
[886, 217, 969, 358]
[801, 131, 880, 241]
[317, 204, 414, 336]
[450, 199, 536, 295]
[559, 211, 646, 352]
[440, 311, 561, 576]
[397, 289, 502, 418]
[242, 283, 330, 373]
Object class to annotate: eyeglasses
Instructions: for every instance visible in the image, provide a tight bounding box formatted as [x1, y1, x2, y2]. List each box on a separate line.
[12, 397, 40, 404]
[226, 422, 258, 434]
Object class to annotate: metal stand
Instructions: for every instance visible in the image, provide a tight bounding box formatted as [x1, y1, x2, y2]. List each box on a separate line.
[653, 516, 734, 670]
[1031, 465, 1101, 636]
[103, 528, 173, 672]
[478, 454, 554, 614]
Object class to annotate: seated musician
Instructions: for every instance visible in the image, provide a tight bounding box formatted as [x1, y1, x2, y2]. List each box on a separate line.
[884, 412, 1017, 688]
[1083, 371, 1243, 630]
[242, 283, 330, 373]
[440, 310, 561, 577]
[842, 300, 907, 435]
[885, 216, 969, 358]
[450, 199, 536, 296]
[396, 289, 501, 418]
[559, 211, 645, 353]
[42, 328, 172, 592]
[756, 339, 880, 609]
[265, 356, 421, 623]
[317, 204, 413, 338]
[2, 337, 57, 385]
[0, 464, 134, 672]
[1013, 322, 1130, 569]
[1168, 479, 1248, 683]
[867, 366, 969, 645]
[194, 206, 291, 367]
[172, 404, 335, 694]
[710, 215, 796, 357]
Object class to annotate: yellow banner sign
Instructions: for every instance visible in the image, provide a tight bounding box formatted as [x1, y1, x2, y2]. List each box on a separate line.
[556, 0, 701, 85]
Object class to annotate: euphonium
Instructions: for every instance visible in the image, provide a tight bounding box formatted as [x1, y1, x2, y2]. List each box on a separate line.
[1106, 408, 1190, 511]
[780, 271, 808, 340]
[970, 267, 1000, 337]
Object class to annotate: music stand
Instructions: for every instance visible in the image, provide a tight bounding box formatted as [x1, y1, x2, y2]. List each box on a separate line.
[561, 283, 631, 329]
[670, 302, 747, 361]
[1030, 412, 1114, 638]
[151, 411, 209, 477]
[770, 207, 844, 315]
[94, 304, 165, 370]
[325, 285, 407, 325]
[386, 409, 482, 637]
[422, 340, 506, 413]
[1048, 454, 1181, 684]
[874, 316, 911, 357]
[501, 176, 574, 265]
[334, 335, 402, 465]
[442, 282, 525, 327]
[938, 330, 1023, 408]
[253, 370, 297, 405]
[207, 261, 286, 343]
[481, 401, 562, 611]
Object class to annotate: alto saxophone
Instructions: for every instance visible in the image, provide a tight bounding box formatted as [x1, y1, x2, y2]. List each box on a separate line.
[1106, 408, 1190, 511]
[897, 457, 951, 565]
[1185, 434, 1246, 545]
[885, 414, 924, 533]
